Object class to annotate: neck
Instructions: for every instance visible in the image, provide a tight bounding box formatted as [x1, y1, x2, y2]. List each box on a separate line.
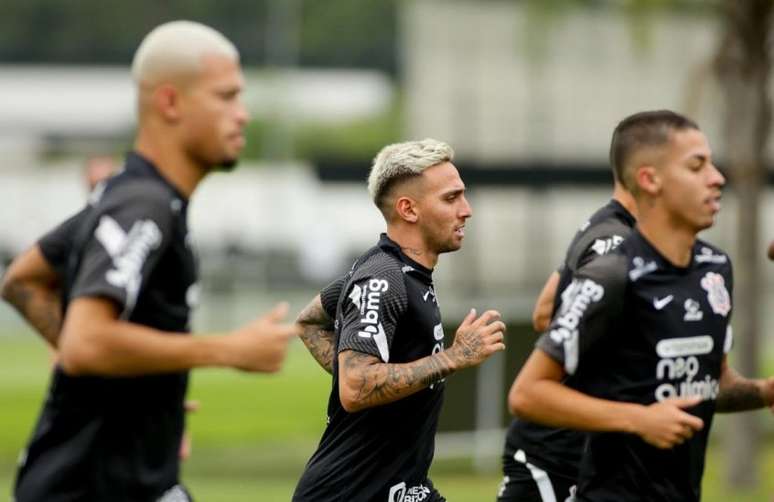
[386, 226, 438, 269]
[134, 126, 206, 198]
[636, 205, 696, 267]
[612, 182, 639, 220]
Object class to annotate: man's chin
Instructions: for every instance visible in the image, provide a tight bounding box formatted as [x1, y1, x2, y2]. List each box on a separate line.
[216, 157, 240, 172]
[438, 240, 463, 254]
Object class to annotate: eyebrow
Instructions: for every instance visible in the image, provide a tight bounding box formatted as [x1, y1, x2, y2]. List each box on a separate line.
[441, 187, 466, 198]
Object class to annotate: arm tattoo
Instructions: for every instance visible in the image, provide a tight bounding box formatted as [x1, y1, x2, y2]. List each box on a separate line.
[716, 380, 765, 412]
[297, 298, 335, 374]
[340, 350, 456, 410]
[3, 281, 62, 347]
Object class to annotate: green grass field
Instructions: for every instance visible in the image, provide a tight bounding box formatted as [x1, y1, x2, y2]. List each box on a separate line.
[2, 334, 773, 501]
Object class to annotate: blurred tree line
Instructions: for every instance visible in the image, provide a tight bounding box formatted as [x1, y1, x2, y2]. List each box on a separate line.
[0, 0, 398, 74]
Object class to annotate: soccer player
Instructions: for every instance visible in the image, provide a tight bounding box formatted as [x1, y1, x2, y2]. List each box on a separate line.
[499, 178, 637, 498]
[5, 21, 299, 502]
[292, 139, 506, 501]
[509, 110, 774, 501]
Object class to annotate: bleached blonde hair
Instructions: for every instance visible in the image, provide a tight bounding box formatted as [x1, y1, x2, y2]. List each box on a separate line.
[131, 20, 239, 86]
[367, 138, 454, 217]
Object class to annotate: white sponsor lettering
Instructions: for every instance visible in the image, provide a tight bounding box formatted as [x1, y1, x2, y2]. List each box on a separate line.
[549, 278, 604, 374]
[387, 481, 431, 502]
[656, 336, 714, 358]
[654, 343, 719, 402]
[96, 216, 162, 317]
[695, 246, 728, 264]
[356, 278, 391, 362]
[95, 215, 127, 258]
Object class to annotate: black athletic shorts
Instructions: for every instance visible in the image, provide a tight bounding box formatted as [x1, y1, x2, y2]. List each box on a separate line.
[498, 449, 576, 502]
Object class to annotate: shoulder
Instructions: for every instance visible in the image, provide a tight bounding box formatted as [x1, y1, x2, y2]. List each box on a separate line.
[574, 249, 629, 294]
[100, 173, 177, 212]
[93, 174, 181, 229]
[694, 238, 733, 284]
[565, 210, 634, 270]
[347, 248, 409, 301]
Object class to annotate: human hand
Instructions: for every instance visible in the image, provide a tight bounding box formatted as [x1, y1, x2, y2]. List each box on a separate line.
[447, 308, 506, 370]
[634, 396, 704, 449]
[226, 303, 301, 373]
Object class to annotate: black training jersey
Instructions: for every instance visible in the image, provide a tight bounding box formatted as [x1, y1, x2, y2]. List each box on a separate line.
[504, 199, 635, 478]
[294, 234, 447, 502]
[38, 206, 90, 278]
[536, 230, 733, 502]
[15, 152, 198, 502]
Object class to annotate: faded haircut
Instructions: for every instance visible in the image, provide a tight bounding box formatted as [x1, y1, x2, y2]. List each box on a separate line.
[367, 139, 455, 219]
[131, 20, 239, 87]
[609, 110, 699, 193]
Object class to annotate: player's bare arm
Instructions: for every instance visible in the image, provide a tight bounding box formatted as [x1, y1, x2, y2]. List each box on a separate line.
[715, 355, 774, 412]
[532, 270, 559, 333]
[509, 349, 704, 449]
[1, 245, 63, 347]
[338, 309, 505, 412]
[297, 294, 335, 374]
[59, 297, 300, 376]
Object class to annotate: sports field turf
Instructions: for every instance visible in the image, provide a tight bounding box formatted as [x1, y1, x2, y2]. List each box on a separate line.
[1, 333, 772, 501]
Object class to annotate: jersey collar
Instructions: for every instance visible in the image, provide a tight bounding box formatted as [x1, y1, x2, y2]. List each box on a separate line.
[123, 151, 189, 203]
[608, 199, 636, 228]
[631, 229, 694, 273]
[377, 233, 434, 280]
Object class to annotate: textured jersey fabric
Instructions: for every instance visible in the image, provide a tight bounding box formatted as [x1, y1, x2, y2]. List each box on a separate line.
[537, 231, 733, 501]
[504, 199, 636, 481]
[15, 152, 197, 502]
[294, 234, 448, 502]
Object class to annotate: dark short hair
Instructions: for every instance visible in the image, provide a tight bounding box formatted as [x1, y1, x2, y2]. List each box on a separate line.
[609, 110, 699, 191]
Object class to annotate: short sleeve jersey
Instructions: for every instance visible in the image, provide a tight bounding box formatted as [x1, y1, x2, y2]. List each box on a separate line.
[293, 234, 447, 502]
[536, 230, 733, 502]
[38, 206, 90, 278]
[503, 199, 635, 478]
[15, 152, 198, 502]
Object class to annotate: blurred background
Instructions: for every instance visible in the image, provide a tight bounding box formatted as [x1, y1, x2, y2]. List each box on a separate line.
[2, 0, 774, 500]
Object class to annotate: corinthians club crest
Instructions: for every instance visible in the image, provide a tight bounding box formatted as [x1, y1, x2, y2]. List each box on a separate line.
[700, 272, 731, 317]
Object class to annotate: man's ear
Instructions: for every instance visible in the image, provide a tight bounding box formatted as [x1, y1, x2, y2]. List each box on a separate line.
[153, 84, 182, 122]
[395, 196, 419, 223]
[635, 165, 661, 196]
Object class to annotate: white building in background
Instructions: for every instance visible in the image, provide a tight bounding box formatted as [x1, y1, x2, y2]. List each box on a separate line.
[401, 1, 728, 162]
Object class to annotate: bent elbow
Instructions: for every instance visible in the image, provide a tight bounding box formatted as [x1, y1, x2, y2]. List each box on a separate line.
[508, 382, 532, 418]
[338, 381, 365, 413]
[58, 333, 103, 376]
[0, 274, 18, 303]
[531, 316, 546, 334]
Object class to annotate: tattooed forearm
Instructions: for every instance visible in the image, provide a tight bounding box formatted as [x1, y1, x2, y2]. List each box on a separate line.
[297, 295, 335, 373]
[2, 281, 62, 347]
[300, 326, 335, 374]
[338, 350, 457, 412]
[716, 380, 765, 412]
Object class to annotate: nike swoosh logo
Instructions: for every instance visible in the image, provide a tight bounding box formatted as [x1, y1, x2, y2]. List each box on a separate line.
[423, 291, 431, 301]
[653, 295, 674, 310]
